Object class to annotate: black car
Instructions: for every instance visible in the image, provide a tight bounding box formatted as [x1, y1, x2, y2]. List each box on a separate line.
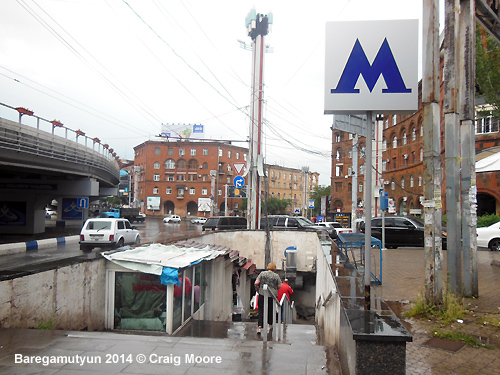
[202, 216, 247, 232]
[261, 215, 337, 240]
[360, 215, 447, 249]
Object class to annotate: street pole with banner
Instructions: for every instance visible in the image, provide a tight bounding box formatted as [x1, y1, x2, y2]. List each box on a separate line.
[325, 20, 418, 309]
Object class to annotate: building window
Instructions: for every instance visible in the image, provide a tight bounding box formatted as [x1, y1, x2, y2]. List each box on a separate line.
[177, 160, 187, 169]
[348, 149, 352, 158]
[359, 165, 364, 175]
[385, 119, 389, 129]
[411, 151, 415, 164]
[218, 149, 223, 157]
[154, 174, 160, 181]
[392, 157, 397, 169]
[218, 189, 222, 196]
[382, 139, 387, 152]
[154, 162, 160, 169]
[420, 148, 424, 161]
[177, 188, 185, 197]
[179, 148, 185, 156]
[168, 148, 173, 155]
[412, 128, 416, 141]
[420, 126, 424, 137]
[391, 179, 395, 190]
[272, 181, 275, 187]
[335, 133, 341, 142]
[392, 136, 398, 148]
[402, 132, 407, 145]
[166, 187, 172, 194]
[392, 115, 397, 126]
[401, 177, 405, 190]
[191, 149, 196, 156]
[188, 174, 197, 181]
[410, 175, 414, 187]
[418, 174, 422, 186]
[202, 162, 208, 169]
[177, 174, 186, 181]
[235, 203, 239, 208]
[403, 155, 408, 166]
[203, 148, 208, 156]
[278, 182, 281, 188]
[236, 152, 239, 159]
[227, 177, 231, 183]
[165, 159, 175, 169]
[244, 154, 247, 161]
[227, 151, 231, 158]
[348, 183, 352, 192]
[155, 147, 160, 155]
[189, 187, 195, 195]
[202, 188, 207, 195]
[359, 183, 363, 193]
[153, 187, 159, 194]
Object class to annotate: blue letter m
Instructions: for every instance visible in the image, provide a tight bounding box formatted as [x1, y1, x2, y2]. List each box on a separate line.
[331, 38, 411, 94]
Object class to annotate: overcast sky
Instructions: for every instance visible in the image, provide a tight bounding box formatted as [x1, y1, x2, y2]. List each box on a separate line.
[0, 0, 428, 185]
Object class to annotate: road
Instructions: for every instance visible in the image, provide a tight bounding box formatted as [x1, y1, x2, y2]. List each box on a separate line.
[0, 219, 204, 281]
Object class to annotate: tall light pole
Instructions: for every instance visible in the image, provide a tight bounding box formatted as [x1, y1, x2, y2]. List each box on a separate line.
[245, 9, 273, 230]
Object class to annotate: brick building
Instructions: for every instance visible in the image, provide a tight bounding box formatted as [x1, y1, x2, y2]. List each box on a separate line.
[133, 140, 248, 218]
[132, 140, 321, 219]
[330, 86, 500, 219]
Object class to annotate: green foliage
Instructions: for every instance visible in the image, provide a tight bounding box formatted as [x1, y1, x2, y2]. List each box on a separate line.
[476, 25, 500, 118]
[432, 331, 489, 348]
[477, 214, 500, 228]
[405, 286, 466, 325]
[309, 185, 331, 215]
[262, 196, 290, 215]
[240, 198, 247, 211]
[37, 319, 56, 330]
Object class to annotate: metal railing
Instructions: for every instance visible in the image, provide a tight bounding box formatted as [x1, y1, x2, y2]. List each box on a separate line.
[0, 103, 120, 182]
[261, 284, 296, 342]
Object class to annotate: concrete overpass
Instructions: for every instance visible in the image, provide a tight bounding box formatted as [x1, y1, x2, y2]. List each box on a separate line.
[0, 108, 120, 235]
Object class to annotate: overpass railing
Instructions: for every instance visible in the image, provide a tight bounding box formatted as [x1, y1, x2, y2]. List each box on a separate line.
[0, 102, 120, 181]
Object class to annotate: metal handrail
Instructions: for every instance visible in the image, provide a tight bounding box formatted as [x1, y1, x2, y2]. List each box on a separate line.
[261, 284, 295, 342]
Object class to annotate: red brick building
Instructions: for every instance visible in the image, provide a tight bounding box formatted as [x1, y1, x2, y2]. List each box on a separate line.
[330, 85, 500, 219]
[133, 140, 248, 218]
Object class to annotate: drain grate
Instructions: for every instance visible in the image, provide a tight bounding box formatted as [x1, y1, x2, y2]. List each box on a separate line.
[423, 337, 465, 352]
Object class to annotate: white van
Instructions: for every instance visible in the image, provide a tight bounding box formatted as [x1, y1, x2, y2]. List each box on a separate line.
[79, 218, 140, 252]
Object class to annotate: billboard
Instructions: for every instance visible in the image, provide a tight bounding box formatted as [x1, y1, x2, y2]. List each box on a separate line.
[324, 20, 418, 114]
[198, 198, 211, 212]
[161, 123, 205, 139]
[147, 196, 161, 210]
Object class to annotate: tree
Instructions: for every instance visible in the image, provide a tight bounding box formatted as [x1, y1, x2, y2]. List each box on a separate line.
[476, 25, 500, 118]
[262, 197, 290, 215]
[309, 185, 331, 216]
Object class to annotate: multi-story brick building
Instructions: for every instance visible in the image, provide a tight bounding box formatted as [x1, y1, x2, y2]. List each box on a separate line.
[132, 140, 322, 219]
[264, 165, 320, 214]
[133, 140, 248, 218]
[330, 87, 500, 219]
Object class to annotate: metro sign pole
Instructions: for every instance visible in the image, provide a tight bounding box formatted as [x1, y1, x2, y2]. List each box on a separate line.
[245, 9, 272, 230]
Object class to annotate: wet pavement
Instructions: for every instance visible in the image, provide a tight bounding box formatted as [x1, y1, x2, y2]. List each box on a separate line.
[1, 226, 500, 374]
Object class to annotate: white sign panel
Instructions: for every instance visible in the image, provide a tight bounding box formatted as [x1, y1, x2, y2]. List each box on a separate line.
[324, 20, 418, 114]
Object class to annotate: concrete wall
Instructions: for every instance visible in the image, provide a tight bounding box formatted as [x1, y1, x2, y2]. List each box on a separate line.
[0, 259, 106, 331]
[194, 230, 321, 271]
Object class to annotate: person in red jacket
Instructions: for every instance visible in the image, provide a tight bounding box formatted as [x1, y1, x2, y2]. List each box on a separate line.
[278, 279, 293, 321]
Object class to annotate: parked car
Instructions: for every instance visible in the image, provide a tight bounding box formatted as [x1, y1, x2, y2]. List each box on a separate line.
[45, 209, 57, 219]
[79, 218, 140, 252]
[476, 221, 500, 251]
[360, 216, 447, 249]
[315, 221, 352, 235]
[138, 212, 146, 221]
[191, 217, 207, 224]
[202, 216, 247, 232]
[163, 215, 181, 223]
[261, 215, 337, 240]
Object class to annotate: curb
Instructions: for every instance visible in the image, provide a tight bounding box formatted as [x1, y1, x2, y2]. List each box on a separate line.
[0, 235, 80, 257]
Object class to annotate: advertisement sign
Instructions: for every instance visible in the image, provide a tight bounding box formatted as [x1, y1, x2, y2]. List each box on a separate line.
[324, 20, 418, 114]
[0, 201, 26, 226]
[198, 198, 211, 212]
[147, 196, 161, 210]
[61, 198, 83, 220]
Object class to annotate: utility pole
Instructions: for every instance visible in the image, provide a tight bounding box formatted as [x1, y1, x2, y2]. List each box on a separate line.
[245, 9, 272, 230]
[459, 0, 478, 297]
[444, 0, 462, 294]
[422, 0, 443, 304]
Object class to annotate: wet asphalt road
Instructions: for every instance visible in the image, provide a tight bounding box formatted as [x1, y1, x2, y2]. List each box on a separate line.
[0, 219, 204, 279]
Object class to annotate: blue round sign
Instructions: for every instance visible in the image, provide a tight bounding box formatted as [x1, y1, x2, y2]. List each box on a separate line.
[233, 176, 245, 188]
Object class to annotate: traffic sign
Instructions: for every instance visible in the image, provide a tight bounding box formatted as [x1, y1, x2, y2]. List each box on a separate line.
[77, 197, 89, 209]
[233, 162, 246, 176]
[233, 176, 244, 188]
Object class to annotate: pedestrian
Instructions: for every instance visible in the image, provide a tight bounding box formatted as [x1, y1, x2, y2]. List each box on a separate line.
[278, 279, 293, 320]
[254, 262, 282, 334]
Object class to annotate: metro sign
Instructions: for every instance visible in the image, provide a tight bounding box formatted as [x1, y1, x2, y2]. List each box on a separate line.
[324, 20, 418, 114]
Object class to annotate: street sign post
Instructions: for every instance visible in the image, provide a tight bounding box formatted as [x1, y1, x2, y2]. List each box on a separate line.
[77, 197, 89, 209]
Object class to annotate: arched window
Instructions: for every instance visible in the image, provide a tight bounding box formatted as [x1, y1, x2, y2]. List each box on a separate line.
[177, 159, 187, 169]
[165, 159, 175, 169]
[188, 159, 197, 170]
[412, 128, 416, 141]
[401, 177, 405, 190]
[391, 179, 395, 190]
[418, 174, 422, 186]
[202, 162, 208, 169]
[410, 175, 414, 187]
[189, 187, 195, 195]
[420, 148, 424, 161]
[402, 132, 407, 145]
[393, 136, 398, 148]
[153, 162, 160, 169]
[382, 139, 387, 151]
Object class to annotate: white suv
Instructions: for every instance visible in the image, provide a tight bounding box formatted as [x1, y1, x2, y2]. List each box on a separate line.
[79, 218, 141, 252]
[163, 215, 181, 223]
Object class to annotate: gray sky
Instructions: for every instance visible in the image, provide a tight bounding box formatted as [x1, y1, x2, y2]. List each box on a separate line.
[0, 0, 426, 185]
